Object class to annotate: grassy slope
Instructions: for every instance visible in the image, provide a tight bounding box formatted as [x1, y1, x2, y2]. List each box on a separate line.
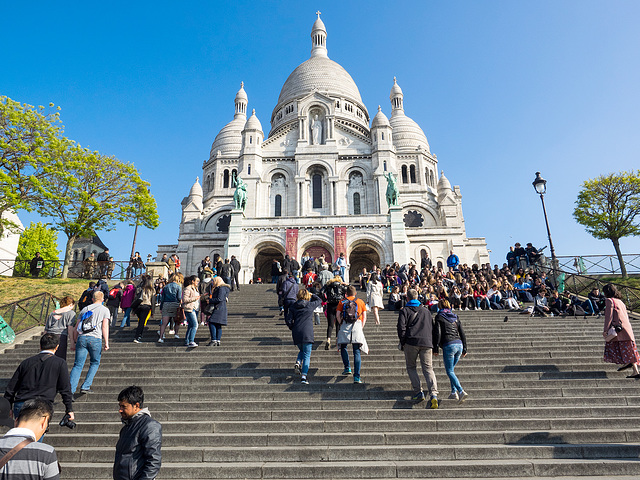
[0, 277, 90, 305]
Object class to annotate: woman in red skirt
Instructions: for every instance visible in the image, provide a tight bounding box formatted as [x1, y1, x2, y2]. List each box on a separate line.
[602, 283, 640, 378]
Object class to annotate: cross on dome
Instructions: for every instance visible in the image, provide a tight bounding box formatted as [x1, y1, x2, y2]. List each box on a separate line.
[316, 10, 321, 17]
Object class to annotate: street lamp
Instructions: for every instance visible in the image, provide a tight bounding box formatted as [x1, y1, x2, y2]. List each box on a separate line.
[532, 172, 558, 286]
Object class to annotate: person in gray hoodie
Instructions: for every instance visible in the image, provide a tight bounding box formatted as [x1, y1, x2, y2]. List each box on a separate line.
[434, 299, 468, 403]
[43, 296, 76, 360]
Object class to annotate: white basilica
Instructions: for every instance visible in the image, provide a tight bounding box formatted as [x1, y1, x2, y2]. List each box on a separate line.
[158, 14, 489, 282]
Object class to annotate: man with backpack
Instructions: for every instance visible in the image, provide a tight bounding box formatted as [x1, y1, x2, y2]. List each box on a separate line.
[397, 288, 440, 408]
[78, 282, 96, 311]
[106, 283, 123, 327]
[69, 291, 110, 395]
[321, 277, 345, 350]
[336, 285, 368, 383]
[278, 271, 299, 321]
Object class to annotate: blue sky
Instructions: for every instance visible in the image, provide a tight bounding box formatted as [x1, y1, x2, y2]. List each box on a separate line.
[3, 1, 640, 265]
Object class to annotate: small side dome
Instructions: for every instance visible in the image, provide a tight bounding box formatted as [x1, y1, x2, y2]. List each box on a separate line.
[371, 106, 390, 128]
[437, 170, 452, 193]
[244, 109, 263, 133]
[312, 16, 326, 33]
[189, 177, 203, 198]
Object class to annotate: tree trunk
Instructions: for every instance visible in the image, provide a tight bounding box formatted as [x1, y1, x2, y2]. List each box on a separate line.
[61, 236, 77, 279]
[611, 237, 627, 278]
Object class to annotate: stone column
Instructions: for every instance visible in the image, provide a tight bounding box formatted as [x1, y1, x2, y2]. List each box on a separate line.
[224, 209, 244, 262]
[389, 205, 409, 265]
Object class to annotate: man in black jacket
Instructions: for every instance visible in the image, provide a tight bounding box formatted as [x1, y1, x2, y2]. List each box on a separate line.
[114, 386, 162, 480]
[4, 333, 74, 421]
[230, 255, 241, 291]
[397, 289, 439, 409]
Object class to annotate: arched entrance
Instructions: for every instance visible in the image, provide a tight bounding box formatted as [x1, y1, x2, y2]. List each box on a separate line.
[348, 242, 381, 279]
[253, 243, 284, 282]
[300, 241, 334, 267]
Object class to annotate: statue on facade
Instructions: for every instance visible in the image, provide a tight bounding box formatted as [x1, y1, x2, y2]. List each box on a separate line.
[233, 175, 247, 212]
[384, 172, 399, 207]
[311, 115, 322, 145]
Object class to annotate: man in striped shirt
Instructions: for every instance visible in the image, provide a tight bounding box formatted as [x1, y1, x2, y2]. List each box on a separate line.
[0, 399, 59, 479]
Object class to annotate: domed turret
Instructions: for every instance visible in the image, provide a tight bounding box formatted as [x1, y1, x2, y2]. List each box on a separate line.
[389, 77, 430, 153]
[186, 177, 203, 212]
[390, 77, 404, 112]
[311, 11, 327, 58]
[244, 109, 263, 133]
[371, 105, 390, 128]
[210, 83, 249, 158]
[234, 82, 248, 118]
[437, 170, 453, 197]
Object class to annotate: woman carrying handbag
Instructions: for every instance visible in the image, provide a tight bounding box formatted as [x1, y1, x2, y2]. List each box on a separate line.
[602, 283, 640, 378]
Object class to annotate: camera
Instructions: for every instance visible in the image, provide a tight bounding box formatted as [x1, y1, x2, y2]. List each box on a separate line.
[59, 413, 76, 429]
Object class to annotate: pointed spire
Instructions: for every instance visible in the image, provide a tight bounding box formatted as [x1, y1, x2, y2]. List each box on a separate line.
[310, 12, 328, 58]
[234, 82, 248, 118]
[390, 77, 404, 114]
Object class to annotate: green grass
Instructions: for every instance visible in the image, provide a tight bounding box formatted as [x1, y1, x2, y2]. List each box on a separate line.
[599, 276, 640, 290]
[0, 277, 89, 306]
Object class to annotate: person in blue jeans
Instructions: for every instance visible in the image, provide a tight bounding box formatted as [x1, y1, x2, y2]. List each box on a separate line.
[336, 286, 368, 384]
[285, 288, 322, 385]
[69, 291, 110, 394]
[434, 299, 468, 403]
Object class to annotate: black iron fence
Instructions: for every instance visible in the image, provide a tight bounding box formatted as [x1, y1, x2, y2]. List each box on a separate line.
[0, 259, 143, 280]
[0, 293, 61, 335]
[556, 254, 640, 275]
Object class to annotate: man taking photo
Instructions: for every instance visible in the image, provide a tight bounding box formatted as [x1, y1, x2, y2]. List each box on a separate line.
[4, 333, 74, 422]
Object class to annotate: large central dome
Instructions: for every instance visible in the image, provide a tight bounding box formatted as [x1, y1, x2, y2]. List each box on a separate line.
[276, 56, 364, 106]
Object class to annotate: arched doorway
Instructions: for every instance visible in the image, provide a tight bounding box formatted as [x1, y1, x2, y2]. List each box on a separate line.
[348, 242, 381, 279]
[253, 243, 284, 282]
[300, 244, 333, 265]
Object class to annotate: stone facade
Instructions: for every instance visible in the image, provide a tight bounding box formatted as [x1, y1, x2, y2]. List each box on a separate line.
[158, 14, 489, 282]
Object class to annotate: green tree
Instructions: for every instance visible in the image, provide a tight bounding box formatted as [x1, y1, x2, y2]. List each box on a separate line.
[14, 222, 60, 277]
[37, 144, 159, 278]
[0, 97, 66, 237]
[573, 170, 640, 278]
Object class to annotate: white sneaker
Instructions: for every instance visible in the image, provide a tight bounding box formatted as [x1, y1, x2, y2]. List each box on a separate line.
[157, 338, 164, 343]
[174, 334, 180, 339]
[169, 330, 175, 335]
[448, 392, 459, 400]
[458, 391, 469, 404]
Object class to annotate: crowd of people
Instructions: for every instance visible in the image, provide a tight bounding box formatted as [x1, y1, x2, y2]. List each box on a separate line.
[2, 248, 638, 476]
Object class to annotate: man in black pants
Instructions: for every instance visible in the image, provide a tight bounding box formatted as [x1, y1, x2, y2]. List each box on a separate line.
[230, 256, 241, 291]
[4, 333, 74, 422]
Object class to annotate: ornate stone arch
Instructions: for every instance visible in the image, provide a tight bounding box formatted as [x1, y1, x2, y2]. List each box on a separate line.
[347, 235, 389, 272]
[400, 202, 440, 227]
[203, 210, 233, 233]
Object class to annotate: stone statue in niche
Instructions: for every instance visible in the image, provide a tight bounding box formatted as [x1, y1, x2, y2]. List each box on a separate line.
[311, 114, 323, 145]
[349, 174, 363, 187]
[272, 176, 284, 188]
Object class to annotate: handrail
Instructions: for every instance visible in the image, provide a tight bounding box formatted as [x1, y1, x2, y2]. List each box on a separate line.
[553, 254, 640, 275]
[0, 293, 62, 335]
[0, 259, 148, 280]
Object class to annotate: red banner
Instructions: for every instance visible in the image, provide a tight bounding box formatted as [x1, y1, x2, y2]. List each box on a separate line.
[334, 227, 347, 260]
[286, 228, 298, 258]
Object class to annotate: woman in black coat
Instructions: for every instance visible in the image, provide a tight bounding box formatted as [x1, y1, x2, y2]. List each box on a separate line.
[206, 277, 230, 346]
[285, 288, 322, 384]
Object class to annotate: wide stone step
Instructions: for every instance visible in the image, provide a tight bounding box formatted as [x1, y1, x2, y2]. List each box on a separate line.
[54, 443, 640, 463]
[56, 458, 640, 478]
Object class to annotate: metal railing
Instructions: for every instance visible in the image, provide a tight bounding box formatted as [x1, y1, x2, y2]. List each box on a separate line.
[0, 293, 61, 335]
[0, 259, 145, 280]
[555, 254, 640, 275]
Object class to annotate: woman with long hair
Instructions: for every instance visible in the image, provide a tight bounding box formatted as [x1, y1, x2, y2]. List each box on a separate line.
[285, 288, 322, 384]
[44, 296, 76, 360]
[434, 299, 468, 403]
[182, 275, 201, 347]
[321, 276, 345, 350]
[158, 272, 184, 343]
[133, 275, 155, 344]
[206, 276, 230, 346]
[366, 273, 384, 325]
[602, 284, 640, 377]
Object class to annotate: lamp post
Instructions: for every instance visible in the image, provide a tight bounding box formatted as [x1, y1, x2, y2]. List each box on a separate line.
[532, 172, 558, 286]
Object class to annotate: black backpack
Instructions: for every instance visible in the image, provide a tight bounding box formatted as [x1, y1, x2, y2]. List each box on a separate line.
[79, 309, 96, 334]
[325, 283, 344, 303]
[341, 299, 358, 324]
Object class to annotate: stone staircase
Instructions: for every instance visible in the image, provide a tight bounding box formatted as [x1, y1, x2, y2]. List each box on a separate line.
[1, 283, 640, 479]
